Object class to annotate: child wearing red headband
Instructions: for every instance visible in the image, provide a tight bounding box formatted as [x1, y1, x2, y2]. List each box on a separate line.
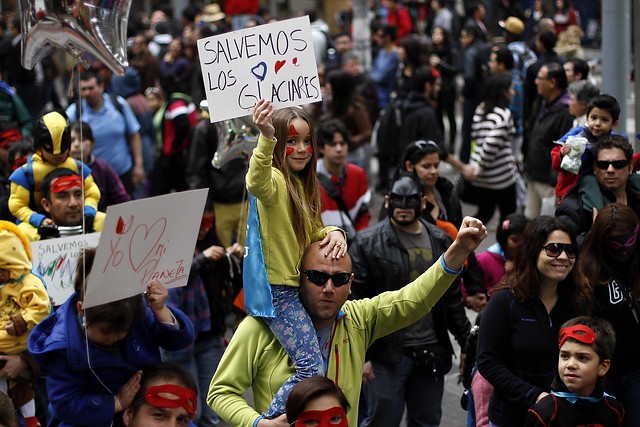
[525, 316, 624, 426]
[8, 111, 100, 237]
[123, 362, 198, 427]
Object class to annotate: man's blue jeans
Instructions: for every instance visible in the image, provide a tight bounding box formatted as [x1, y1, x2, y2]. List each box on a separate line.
[361, 354, 447, 427]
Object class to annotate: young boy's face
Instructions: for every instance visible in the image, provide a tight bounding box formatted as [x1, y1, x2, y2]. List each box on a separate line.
[586, 107, 618, 138]
[559, 340, 610, 396]
[40, 148, 70, 166]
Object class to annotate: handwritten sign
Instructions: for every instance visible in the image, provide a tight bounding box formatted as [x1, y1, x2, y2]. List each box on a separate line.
[197, 16, 321, 122]
[83, 189, 208, 308]
[31, 233, 101, 306]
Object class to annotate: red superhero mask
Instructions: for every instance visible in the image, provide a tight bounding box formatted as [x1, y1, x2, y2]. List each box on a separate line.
[12, 156, 28, 171]
[559, 325, 597, 349]
[295, 406, 348, 427]
[145, 384, 197, 417]
[51, 175, 83, 193]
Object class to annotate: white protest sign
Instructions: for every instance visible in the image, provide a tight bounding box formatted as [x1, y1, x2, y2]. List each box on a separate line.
[83, 189, 208, 308]
[31, 233, 101, 306]
[197, 15, 321, 122]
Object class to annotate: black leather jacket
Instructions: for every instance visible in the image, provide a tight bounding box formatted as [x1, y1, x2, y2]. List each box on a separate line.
[349, 217, 471, 365]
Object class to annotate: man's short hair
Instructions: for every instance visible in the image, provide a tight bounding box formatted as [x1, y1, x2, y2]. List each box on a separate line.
[78, 70, 101, 84]
[568, 58, 589, 80]
[560, 316, 616, 362]
[568, 80, 599, 106]
[334, 31, 351, 41]
[461, 24, 481, 40]
[380, 24, 397, 42]
[586, 94, 620, 122]
[544, 62, 568, 91]
[593, 134, 633, 162]
[316, 119, 350, 148]
[538, 30, 557, 51]
[493, 45, 514, 70]
[41, 168, 82, 201]
[340, 51, 360, 67]
[129, 362, 198, 417]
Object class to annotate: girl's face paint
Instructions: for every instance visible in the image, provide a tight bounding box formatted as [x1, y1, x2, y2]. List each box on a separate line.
[285, 118, 313, 172]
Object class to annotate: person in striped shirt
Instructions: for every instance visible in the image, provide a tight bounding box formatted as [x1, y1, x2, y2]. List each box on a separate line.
[468, 73, 518, 224]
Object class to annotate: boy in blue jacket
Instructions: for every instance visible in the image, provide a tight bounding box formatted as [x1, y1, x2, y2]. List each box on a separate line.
[28, 248, 194, 427]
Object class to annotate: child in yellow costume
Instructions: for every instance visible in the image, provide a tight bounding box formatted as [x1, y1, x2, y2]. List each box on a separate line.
[8, 111, 100, 232]
[0, 221, 51, 427]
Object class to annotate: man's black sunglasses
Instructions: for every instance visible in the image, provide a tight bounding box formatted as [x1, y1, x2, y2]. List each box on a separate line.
[302, 270, 353, 287]
[595, 160, 628, 170]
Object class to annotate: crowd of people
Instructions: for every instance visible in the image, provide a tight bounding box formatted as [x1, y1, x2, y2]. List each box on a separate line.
[0, 0, 634, 426]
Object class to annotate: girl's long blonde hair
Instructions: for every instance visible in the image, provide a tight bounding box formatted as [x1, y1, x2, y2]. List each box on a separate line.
[271, 107, 323, 253]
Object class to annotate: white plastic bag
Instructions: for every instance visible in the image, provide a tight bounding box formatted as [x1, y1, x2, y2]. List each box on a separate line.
[560, 136, 588, 174]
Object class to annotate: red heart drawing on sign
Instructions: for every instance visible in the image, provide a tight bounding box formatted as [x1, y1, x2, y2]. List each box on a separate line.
[292, 57, 298, 66]
[128, 218, 167, 272]
[116, 215, 133, 235]
[275, 60, 286, 74]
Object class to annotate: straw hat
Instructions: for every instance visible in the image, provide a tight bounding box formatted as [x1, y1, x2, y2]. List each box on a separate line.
[201, 3, 226, 23]
[499, 16, 525, 35]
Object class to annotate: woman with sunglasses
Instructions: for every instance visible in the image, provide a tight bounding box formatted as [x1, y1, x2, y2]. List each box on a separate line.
[579, 203, 640, 427]
[476, 216, 591, 427]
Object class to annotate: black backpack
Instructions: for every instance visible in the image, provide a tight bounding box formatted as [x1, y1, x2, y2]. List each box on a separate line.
[372, 97, 408, 167]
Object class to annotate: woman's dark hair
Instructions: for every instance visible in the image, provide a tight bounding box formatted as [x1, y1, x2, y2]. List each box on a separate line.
[579, 203, 640, 297]
[326, 69, 357, 118]
[403, 139, 442, 165]
[74, 247, 145, 331]
[286, 377, 350, 424]
[495, 213, 529, 249]
[431, 26, 451, 48]
[399, 34, 426, 69]
[495, 216, 591, 310]
[71, 121, 94, 143]
[481, 73, 512, 118]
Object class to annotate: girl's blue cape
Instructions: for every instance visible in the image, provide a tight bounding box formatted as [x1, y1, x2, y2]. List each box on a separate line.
[242, 195, 275, 318]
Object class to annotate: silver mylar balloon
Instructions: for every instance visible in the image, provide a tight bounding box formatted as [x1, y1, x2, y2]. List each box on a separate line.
[18, 0, 132, 76]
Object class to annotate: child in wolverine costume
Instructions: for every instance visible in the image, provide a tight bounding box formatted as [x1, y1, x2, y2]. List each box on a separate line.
[8, 111, 99, 232]
[0, 221, 51, 427]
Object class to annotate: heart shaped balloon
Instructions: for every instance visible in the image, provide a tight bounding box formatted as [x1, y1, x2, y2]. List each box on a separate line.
[18, 0, 132, 75]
